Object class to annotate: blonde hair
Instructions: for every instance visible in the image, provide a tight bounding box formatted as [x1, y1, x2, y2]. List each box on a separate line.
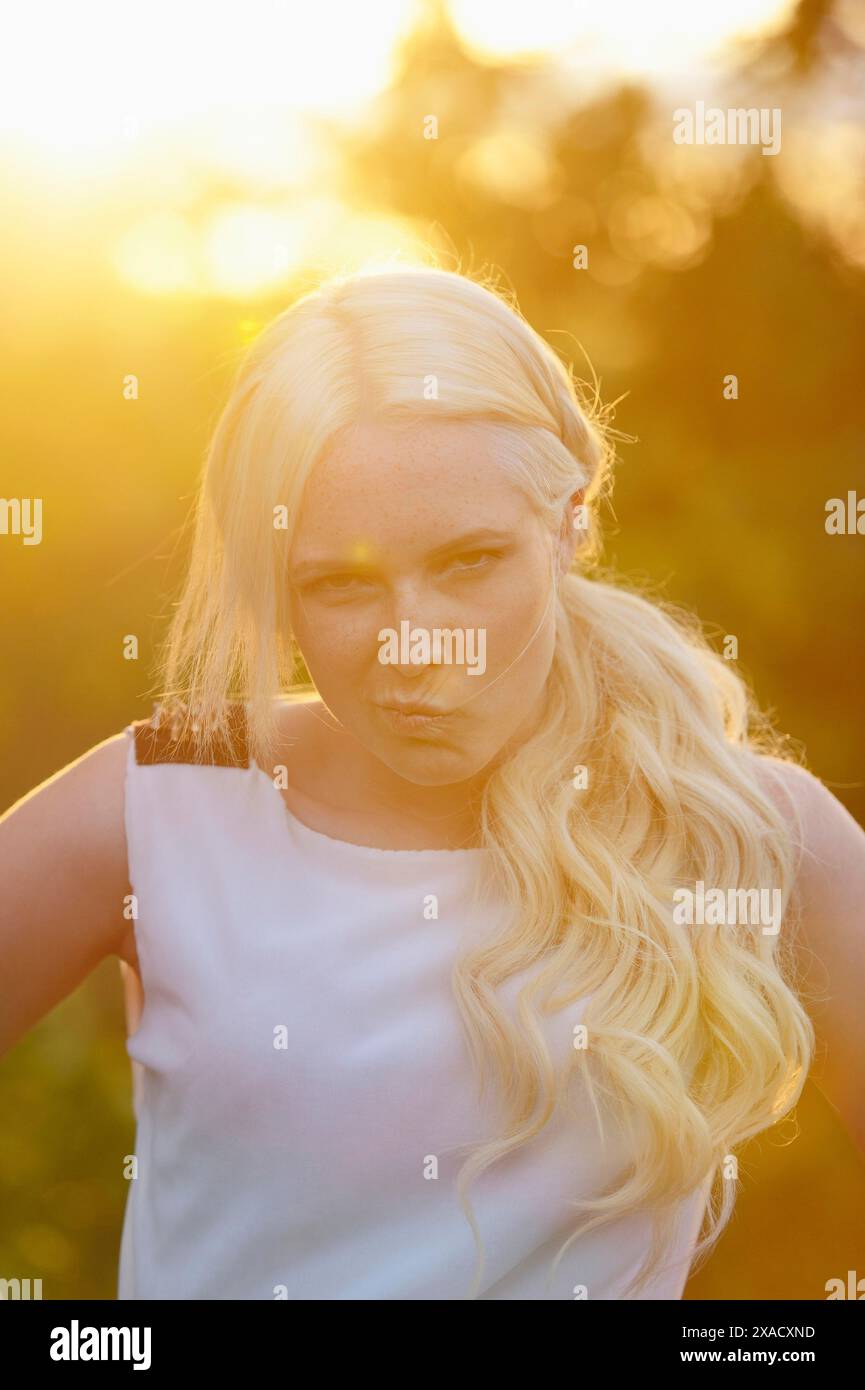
[160, 263, 815, 1297]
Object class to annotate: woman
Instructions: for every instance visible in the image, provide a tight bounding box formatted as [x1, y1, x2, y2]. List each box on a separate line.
[2, 265, 863, 1301]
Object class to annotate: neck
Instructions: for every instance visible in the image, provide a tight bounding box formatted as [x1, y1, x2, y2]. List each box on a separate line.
[317, 718, 490, 846]
[284, 685, 547, 850]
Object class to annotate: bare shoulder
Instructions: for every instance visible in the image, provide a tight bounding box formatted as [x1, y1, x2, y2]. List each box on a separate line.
[0, 728, 135, 1056]
[2, 729, 129, 831]
[1, 730, 132, 938]
[744, 749, 865, 1152]
[744, 751, 865, 901]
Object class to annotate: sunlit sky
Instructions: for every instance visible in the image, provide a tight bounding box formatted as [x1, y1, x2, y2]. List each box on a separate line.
[451, 0, 794, 67]
[0, 0, 795, 161]
[1, 0, 844, 297]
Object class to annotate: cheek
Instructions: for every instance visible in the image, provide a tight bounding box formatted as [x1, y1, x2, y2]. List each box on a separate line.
[478, 578, 554, 684]
[288, 594, 369, 680]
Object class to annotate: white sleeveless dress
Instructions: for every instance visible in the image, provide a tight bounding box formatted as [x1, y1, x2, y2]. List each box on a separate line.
[117, 714, 712, 1300]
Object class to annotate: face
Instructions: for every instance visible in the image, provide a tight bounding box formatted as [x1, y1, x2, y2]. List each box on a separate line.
[286, 418, 564, 787]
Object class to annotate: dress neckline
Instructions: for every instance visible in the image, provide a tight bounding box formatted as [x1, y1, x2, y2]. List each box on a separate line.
[251, 761, 488, 860]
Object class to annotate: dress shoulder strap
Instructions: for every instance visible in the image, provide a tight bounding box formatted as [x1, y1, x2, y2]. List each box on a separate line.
[130, 701, 249, 768]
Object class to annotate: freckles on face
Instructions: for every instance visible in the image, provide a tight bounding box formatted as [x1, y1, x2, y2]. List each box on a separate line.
[285, 419, 558, 784]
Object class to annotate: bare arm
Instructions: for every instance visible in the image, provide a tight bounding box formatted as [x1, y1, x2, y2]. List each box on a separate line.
[758, 757, 865, 1160]
[0, 732, 132, 1060]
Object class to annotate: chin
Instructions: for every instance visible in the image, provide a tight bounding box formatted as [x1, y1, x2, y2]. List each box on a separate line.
[374, 736, 492, 787]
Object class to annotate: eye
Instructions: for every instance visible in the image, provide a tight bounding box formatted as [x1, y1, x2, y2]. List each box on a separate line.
[320, 574, 357, 589]
[307, 573, 371, 597]
[444, 549, 500, 574]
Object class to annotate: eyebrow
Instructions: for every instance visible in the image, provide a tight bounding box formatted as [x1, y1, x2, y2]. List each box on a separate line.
[289, 528, 516, 582]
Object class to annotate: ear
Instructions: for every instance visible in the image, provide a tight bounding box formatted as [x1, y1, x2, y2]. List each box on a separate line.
[557, 488, 586, 574]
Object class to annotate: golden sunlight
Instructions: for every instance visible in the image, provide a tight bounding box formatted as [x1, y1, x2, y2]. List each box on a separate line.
[0, 0, 412, 167]
[0, 0, 833, 296]
[450, 0, 796, 71]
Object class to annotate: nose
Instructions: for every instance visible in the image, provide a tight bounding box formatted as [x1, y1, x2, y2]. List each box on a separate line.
[377, 577, 458, 680]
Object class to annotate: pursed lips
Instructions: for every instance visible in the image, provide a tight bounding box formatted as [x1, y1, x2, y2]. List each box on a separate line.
[374, 699, 457, 727]
[378, 700, 449, 716]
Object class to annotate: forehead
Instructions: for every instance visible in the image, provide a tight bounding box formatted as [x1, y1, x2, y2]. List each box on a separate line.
[294, 419, 530, 539]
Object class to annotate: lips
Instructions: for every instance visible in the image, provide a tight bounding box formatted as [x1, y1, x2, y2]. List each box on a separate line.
[379, 701, 448, 717]
[375, 700, 455, 730]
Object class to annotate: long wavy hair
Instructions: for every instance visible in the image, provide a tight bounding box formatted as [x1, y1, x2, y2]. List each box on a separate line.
[159, 263, 815, 1298]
